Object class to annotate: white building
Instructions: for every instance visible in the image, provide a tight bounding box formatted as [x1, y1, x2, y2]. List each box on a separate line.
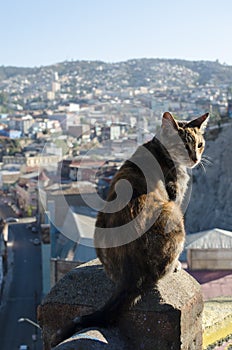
[185, 228, 232, 270]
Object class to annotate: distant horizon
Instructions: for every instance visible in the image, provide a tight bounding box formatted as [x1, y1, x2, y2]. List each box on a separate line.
[2, 56, 232, 69]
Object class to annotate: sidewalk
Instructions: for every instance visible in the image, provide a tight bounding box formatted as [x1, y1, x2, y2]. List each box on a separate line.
[185, 268, 232, 349]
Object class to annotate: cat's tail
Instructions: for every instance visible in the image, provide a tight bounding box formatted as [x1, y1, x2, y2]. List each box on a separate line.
[50, 284, 142, 347]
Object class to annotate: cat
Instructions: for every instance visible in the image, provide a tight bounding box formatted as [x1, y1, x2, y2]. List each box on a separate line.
[51, 111, 209, 347]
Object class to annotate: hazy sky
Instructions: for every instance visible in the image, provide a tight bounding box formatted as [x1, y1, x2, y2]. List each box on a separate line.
[1, 0, 232, 67]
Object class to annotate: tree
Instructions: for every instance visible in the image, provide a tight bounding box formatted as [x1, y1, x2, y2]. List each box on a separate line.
[0, 92, 8, 106]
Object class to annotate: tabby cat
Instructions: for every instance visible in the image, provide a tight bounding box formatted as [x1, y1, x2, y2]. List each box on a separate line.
[51, 111, 209, 346]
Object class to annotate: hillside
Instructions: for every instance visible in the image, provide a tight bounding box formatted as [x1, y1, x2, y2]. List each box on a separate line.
[1, 58, 232, 87]
[0, 65, 36, 81]
[185, 124, 232, 233]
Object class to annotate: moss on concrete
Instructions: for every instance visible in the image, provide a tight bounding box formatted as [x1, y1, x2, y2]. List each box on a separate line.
[203, 297, 232, 349]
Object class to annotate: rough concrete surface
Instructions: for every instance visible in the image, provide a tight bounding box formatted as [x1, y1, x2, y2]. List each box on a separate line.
[185, 125, 232, 233]
[38, 259, 203, 350]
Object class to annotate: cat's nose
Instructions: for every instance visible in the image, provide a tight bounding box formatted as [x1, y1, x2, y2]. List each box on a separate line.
[192, 155, 198, 163]
[190, 150, 197, 162]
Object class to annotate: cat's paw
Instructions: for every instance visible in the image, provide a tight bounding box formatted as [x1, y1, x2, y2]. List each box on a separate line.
[51, 329, 63, 348]
[173, 260, 182, 273]
[51, 318, 81, 347]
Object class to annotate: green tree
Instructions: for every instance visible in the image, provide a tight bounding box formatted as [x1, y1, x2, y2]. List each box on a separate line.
[0, 92, 8, 105]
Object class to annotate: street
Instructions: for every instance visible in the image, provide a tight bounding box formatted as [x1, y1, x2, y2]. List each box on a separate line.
[0, 222, 42, 349]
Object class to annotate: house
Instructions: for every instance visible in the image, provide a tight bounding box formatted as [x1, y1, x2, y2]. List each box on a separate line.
[38, 181, 98, 294]
[6, 114, 34, 136]
[69, 159, 105, 182]
[0, 168, 21, 191]
[185, 228, 232, 270]
[67, 124, 90, 141]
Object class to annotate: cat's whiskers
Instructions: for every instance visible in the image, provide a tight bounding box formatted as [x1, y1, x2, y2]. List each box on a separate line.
[201, 155, 213, 166]
[200, 156, 213, 174]
[199, 160, 206, 174]
[198, 154, 213, 174]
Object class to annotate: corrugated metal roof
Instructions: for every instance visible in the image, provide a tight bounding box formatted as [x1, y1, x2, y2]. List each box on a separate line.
[55, 207, 97, 262]
[185, 228, 232, 249]
[56, 235, 96, 262]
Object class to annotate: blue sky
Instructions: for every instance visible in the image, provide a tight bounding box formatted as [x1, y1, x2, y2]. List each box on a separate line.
[1, 0, 232, 67]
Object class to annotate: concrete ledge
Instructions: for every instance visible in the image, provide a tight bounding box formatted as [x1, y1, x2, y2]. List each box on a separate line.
[38, 259, 203, 350]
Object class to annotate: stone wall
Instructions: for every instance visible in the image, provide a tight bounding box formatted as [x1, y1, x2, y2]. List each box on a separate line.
[38, 259, 203, 350]
[185, 124, 232, 233]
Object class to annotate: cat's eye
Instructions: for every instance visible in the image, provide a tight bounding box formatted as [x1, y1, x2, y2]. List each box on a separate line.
[198, 142, 203, 148]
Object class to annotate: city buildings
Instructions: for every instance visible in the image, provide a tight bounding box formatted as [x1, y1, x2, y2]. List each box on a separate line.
[0, 57, 232, 318]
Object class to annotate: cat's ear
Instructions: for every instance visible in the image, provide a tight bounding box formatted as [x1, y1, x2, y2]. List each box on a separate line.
[186, 113, 209, 132]
[162, 112, 179, 131]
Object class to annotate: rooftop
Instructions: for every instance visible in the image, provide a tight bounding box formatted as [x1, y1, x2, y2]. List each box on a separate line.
[185, 228, 232, 250]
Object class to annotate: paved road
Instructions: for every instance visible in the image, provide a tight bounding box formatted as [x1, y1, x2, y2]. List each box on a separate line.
[0, 223, 43, 349]
[0, 195, 36, 223]
[0, 197, 17, 219]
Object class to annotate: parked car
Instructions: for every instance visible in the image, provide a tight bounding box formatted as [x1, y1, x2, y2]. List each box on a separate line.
[19, 345, 29, 350]
[32, 238, 41, 246]
[12, 204, 17, 211]
[31, 226, 38, 233]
